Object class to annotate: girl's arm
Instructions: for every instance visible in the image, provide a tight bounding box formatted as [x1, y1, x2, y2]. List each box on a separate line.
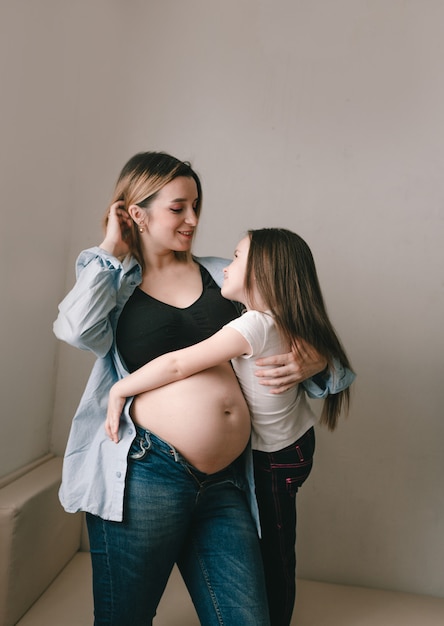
[200, 257, 329, 393]
[105, 326, 251, 442]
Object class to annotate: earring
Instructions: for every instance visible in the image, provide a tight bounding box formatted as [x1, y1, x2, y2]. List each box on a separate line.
[139, 224, 145, 233]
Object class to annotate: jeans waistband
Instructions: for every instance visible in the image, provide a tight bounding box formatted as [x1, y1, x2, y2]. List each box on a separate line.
[133, 425, 245, 482]
[134, 424, 182, 460]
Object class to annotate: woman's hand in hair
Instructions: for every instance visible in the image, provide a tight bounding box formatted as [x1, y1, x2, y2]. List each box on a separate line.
[255, 338, 327, 393]
[99, 201, 133, 259]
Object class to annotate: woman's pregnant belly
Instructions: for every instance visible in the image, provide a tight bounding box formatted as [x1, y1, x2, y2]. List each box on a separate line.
[130, 362, 251, 474]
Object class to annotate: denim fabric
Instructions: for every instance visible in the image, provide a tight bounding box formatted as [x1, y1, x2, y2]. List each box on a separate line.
[87, 428, 270, 626]
[54, 248, 351, 523]
[253, 427, 316, 626]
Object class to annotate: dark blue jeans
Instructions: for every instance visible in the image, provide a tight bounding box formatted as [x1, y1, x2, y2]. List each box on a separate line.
[87, 427, 270, 625]
[253, 427, 315, 626]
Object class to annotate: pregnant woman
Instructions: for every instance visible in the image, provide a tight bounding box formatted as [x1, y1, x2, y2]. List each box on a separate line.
[54, 151, 335, 625]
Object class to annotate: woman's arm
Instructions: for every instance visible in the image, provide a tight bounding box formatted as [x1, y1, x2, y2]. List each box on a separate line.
[255, 337, 355, 397]
[254, 337, 328, 393]
[302, 357, 356, 398]
[53, 203, 138, 357]
[53, 248, 132, 356]
[105, 327, 251, 442]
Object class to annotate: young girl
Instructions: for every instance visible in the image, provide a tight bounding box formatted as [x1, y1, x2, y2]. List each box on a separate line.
[106, 227, 355, 626]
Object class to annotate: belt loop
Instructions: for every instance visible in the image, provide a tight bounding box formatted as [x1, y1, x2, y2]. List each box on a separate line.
[143, 430, 152, 451]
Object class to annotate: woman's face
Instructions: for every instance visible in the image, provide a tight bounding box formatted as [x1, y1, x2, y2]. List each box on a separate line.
[142, 176, 199, 254]
[221, 236, 250, 305]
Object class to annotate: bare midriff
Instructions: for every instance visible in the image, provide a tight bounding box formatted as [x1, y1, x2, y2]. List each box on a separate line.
[130, 362, 251, 474]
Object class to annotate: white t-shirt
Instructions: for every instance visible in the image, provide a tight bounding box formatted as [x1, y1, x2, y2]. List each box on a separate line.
[225, 310, 315, 452]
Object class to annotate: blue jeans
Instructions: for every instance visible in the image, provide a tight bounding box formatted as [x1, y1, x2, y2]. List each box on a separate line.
[253, 427, 315, 626]
[86, 427, 270, 625]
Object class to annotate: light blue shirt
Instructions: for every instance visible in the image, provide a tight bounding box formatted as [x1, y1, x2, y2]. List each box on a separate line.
[54, 247, 355, 523]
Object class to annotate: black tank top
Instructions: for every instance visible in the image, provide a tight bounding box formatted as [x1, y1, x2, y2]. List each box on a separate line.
[116, 264, 240, 372]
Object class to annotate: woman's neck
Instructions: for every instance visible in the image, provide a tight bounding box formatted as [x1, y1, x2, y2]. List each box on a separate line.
[143, 249, 191, 272]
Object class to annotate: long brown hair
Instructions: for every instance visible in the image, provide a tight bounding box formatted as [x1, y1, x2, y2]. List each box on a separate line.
[104, 151, 202, 270]
[245, 228, 353, 430]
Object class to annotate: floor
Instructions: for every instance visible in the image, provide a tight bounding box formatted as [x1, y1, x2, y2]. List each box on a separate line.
[17, 552, 444, 625]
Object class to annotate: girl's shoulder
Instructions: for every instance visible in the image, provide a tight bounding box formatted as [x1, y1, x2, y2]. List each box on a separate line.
[226, 310, 277, 357]
[230, 310, 274, 331]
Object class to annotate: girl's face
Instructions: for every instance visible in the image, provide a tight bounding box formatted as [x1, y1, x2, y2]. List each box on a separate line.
[140, 176, 199, 255]
[221, 236, 250, 305]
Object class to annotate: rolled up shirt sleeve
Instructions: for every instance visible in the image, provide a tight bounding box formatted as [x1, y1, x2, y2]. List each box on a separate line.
[53, 248, 127, 357]
[302, 357, 356, 399]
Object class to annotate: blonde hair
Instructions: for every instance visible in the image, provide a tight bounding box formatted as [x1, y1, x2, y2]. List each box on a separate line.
[104, 151, 202, 269]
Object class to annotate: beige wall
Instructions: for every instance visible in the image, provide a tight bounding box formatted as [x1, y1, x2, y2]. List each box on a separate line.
[1, 0, 443, 599]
